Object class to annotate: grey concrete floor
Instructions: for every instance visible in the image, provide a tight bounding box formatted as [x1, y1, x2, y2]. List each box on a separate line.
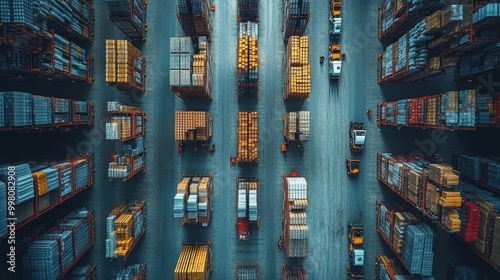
[2, 0, 500, 279]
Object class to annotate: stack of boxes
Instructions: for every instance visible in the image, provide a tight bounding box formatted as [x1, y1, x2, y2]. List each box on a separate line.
[283, 36, 310, 100]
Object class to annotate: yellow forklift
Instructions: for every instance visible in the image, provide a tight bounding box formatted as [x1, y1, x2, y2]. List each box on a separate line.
[346, 158, 360, 175]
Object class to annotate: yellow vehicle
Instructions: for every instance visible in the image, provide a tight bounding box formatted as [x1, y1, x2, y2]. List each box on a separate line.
[331, 0, 342, 17]
[349, 223, 364, 266]
[329, 44, 342, 79]
[346, 158, 360, 175]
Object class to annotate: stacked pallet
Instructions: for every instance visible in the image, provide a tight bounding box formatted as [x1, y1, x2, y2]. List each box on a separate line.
[428, 163, 459, 186]
[238, 0, 259, 22]
[174, 243, 212, 280]
[396, 99, 407, 125]
[441, 208, 461, 231]
[32, 166, 59, 212]
[236, 265, 258, 280]
[403, 224, 434, 276]
[439, 190, 462, 231]
[69, 264, 96, 280]
[1, 92, 32, 127]
[424, 97, 438, 125]
[173, 176, 212, 226]
[22, 208, 94, 280]
[459, 200, 480, 242]
[458, 90, 476, 127]
[283, 36, 310, 100]
[53, 97, 71, 124]
[283, 111, 310, 142]
[488, 162, 500, 190]
[177, 0, 212, 38]
[0, 164, 34, 220]
[237, 112, 259, 162]
[408, 98, 424, 125]
[106, 201, 147, 258]
[477, 95, 498, 125]
[284, 176, 308, 258]
[392, 212, 418, 254]
[441, 91, 459, 127]
[283, 265, 306, 280]
[453, 265, 481, 280]
[237, 22, 259, 97]
[425, 11, 442, 33]
[283, 0, 310, 38]
[32, 95, 52, 125]
[407, 170, 421, 205]
[106, 0, 147, 41]
[108, 136, 145, 179]
[377, 255, 410, 280]
[105, 39, 146, 91]
[174, 111, 213, 142]
[106, 101, 145, 141]
[116, 263, 147, 280]
[425, 183, 441, 218]
[490, 216, 500, 267]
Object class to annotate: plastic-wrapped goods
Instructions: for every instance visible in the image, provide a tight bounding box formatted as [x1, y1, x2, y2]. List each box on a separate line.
[53, 97, 70, 124]
[2, 91, 32, 127]
[22, 239, 61, 279]
[53, 162, 72, 197]
[403, 224, 434, 276]
[0, 164, 34, 204]
[32, 95, 52, 125]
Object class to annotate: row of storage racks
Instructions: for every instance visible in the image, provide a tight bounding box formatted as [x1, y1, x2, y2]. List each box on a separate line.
[376, 151, 500, 275]
[377, 0, 500, 84]
[105, 101, 147, 181]
[170, 2, 214, 280]
[0, 0, 95, 83]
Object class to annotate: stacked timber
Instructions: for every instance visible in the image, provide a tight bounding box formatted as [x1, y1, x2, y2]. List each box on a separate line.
[237, 112, 258, 163]
[284, 36, 310, 100]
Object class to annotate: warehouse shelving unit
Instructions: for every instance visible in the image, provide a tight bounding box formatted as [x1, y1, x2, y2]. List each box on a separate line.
[282, 0, 310, 40]
[46, 0, 95, 45]
[106, 201, 147, 260]
[107, 0, 148, 41]
[13, 208, 96, 280]
[451, 153, 500, 195]
[176, 0, 213, 41]
[174, 242, 213, 279]
[282, 264, 307, 279]
[0, 98, 94, 132]
[237, 0, 259, 22]
[173, 174, 213, 227]
[69, 264, 97, 279]
[236, 264, 259, 280]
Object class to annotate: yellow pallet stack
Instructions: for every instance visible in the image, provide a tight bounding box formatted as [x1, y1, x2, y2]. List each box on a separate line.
[441, 209, 461, 231]
[425, 97, 438, 125]
[407, 170, 420, 205]
[115, 213, 133, 256]
[428, 163, 459, 186]
[106, 39, 145, 90]
[237, 112, 259, 163]
[425, 183, 441, 216]
[174, 243, 211, 280]
[284, 36, 310, 100]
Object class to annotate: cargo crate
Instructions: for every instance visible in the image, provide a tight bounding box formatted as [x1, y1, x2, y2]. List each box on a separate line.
[283, 36, 310, 100]
[236, 264, 259, 280]
[283, 0, 310, 40]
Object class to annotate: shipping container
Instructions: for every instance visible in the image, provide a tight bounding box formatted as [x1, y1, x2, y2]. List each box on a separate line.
[283, 111, 310, 142]
[377, 90, 498, 130]
[0, 92, 94, 132]
[237, 22, 259, 98]
[170, 36, 213, 99]
[0, 153, 94, 235]
[236, 112, 258, 163]
[174, 242, 212, 280]
[236, 178, 259, 240]
[378, 0, 444, 40]
[69, 264, 97, 280]
[283, 0, 310, 39]
[236, 264, 259, 280]
[375, 255, 411, 280]
[283, 36, 310, 100]
[173, 174, 213, 227]
[376, 201, 435, 277]
[105, 39, 146, 91]
[106, 0, 147, 41]
[106, 201, 147, 259]
[115, 263, 147, 280]
[282, 264, 306, 280]
[177, 0, 212, 40]
[238, 0, 259, 22]
[282, 173, 308, 258]
[21, 207, 95, 280]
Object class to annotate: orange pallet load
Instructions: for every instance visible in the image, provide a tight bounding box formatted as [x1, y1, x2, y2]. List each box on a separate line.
[175, 111, 213, 148]
[283, 36, 310, 100]
[105, 40, 146, 91]
[236, 112, 259, 163]
[106, 201, 147, 259]
[174, 242, 212, 280]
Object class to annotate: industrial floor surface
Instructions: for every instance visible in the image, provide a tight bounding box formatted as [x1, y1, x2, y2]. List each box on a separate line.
[3, 0, 500, 279]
